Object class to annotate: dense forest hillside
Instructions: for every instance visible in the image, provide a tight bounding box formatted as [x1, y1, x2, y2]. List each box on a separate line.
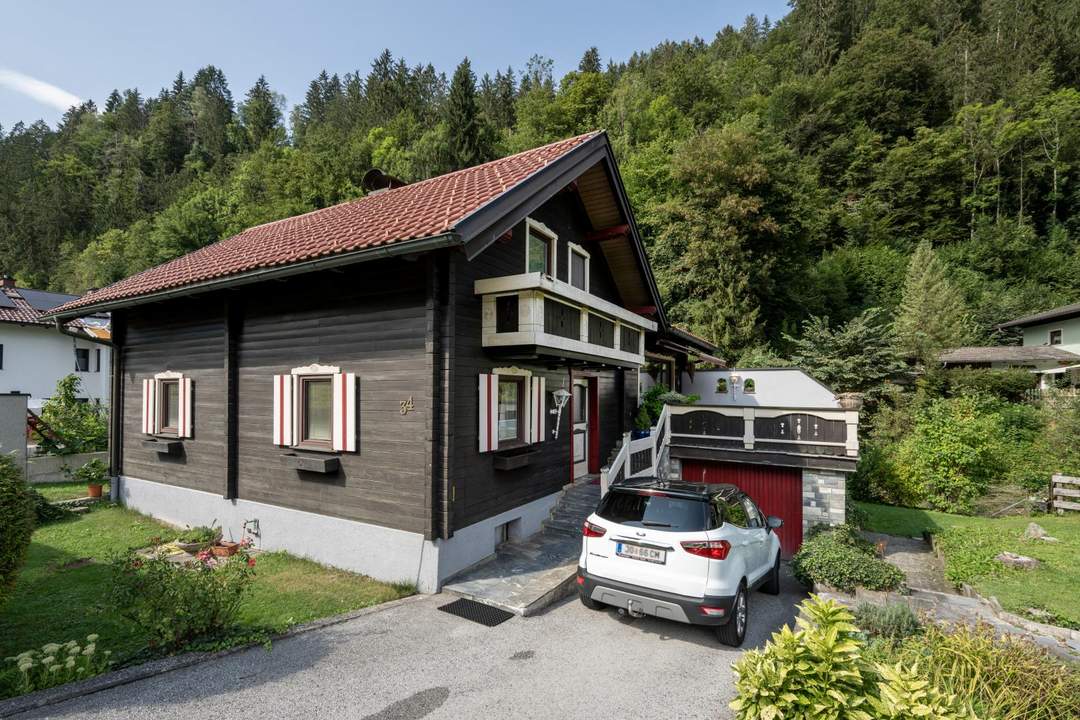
[1, 0, 1078, 363]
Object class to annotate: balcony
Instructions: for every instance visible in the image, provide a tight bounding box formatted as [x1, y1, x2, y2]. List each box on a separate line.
[475, 272, 657, 367]
[603, 403, 860, 493]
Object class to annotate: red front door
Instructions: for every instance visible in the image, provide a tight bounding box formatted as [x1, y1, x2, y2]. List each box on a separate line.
[682, 461, 803, 557]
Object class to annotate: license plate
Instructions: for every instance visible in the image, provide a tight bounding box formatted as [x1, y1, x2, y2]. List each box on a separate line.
[616, 542, 666, 564]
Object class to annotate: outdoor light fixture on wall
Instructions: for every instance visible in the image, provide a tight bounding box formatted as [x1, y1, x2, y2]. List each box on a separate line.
[551, 387, 571, 438]
[730, 374, 742, 398]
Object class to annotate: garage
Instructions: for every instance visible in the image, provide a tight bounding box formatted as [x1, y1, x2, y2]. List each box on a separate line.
[681, 461, 803, 557]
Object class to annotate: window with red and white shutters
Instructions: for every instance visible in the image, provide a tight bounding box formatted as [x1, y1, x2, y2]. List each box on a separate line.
[478, 372, 545, 452]
[141, 375, 193, 438]
[272, 371, 357, 452]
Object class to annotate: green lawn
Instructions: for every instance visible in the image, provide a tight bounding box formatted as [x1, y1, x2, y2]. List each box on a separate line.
[0, 505, 414, 698]
[31, 481, 110, 502]
[856, 501, 1080, 628]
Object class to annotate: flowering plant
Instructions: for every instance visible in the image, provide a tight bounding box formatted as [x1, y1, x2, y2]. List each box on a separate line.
[5, 635, 110, 694]
[109, 546, 257, 650]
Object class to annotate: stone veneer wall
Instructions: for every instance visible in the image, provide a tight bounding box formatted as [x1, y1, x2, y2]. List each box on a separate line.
[802, 468, 847, 535]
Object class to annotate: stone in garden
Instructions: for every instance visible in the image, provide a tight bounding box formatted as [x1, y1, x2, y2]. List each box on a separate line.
[1023, 522, 1058, 542]
[1026, 607, 1054, 622]
[995, 551, 1040, 570]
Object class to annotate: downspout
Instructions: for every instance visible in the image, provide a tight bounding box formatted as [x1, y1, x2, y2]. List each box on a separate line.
[108, 312, 125, 502]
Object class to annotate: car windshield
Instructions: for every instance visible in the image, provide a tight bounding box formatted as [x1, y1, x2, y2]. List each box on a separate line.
[596, 491, 712, 532]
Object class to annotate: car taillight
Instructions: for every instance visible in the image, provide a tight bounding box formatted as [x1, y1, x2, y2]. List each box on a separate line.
[582, 520, 606, 538]
[681, 539, 731, 560]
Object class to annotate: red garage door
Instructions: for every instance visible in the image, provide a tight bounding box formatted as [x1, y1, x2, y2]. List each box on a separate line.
[682, 461, 803, 557]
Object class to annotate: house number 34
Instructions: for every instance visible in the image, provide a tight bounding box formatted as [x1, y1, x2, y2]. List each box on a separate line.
[400, 397, 415, 415]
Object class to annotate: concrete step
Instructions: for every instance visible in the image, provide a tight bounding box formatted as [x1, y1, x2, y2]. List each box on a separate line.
[542, 519, 584, 536]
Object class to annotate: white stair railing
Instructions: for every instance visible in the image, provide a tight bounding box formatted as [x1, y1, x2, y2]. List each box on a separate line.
[600, 404, 672, 496]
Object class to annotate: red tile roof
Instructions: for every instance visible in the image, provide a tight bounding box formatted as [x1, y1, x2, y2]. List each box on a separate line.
[0, 286, 104, 336]
[51, 132, 601, 316]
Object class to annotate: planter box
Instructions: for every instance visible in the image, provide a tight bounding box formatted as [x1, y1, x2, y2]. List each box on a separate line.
[141, 439, 182, 456]
[281, 453, 340, 474]
[493, 447, 537, 471]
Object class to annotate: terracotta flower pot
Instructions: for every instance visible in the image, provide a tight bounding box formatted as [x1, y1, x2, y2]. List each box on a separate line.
[211, 541, 240, 557]
[87, 483, 103, 498]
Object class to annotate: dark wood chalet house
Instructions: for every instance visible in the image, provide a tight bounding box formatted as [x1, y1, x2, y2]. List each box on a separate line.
[48, 132, 716, 591]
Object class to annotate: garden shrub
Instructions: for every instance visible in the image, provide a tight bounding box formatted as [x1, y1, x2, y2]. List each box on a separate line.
[853, 602, 921, 642]
[110, 547, 257, 650]
[890, 622, 1080, 720]
[27, 488, 69, 525]
[636, 383, 698, 426]
[849, 441, 905, 504]
[4, 635, 110, 696]
[791, 524, 905, 592]
[731, 596, 974, 720]
[941, 368, 1037, 402]
[0, 454, 35, 608]
[37, 375, 108, 455]
[893, 395, 1011, 513]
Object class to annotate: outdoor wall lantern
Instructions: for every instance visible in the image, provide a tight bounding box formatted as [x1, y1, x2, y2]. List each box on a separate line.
[551, 387, 571, 438]
[730, 374, 743, 397]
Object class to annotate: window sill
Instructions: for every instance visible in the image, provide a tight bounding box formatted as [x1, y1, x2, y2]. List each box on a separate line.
[281, 452, 340, 474]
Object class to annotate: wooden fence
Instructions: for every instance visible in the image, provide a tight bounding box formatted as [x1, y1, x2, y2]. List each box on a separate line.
[1051, 474, 1080, 513]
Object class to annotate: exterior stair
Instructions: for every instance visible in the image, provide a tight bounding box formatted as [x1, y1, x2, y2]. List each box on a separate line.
[441, 475, 601, 616]
[542, 479, 601, 536]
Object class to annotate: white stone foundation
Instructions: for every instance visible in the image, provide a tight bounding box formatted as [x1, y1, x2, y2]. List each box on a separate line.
[118, 475, 560, 593]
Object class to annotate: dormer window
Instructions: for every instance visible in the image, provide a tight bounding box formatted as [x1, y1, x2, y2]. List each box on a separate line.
[526, 218, 557, 276]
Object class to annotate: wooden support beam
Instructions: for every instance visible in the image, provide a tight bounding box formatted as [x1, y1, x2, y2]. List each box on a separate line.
[586, 224, 630, 242]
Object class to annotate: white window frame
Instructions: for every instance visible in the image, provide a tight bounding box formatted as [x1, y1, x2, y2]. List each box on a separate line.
[291, 363, 338, 452]
[479, 366, 546, 452]
[1049, 328, 1063, 346]
[145, 370, 193, 438]
[525, 218, 558, 278]
[567, 242, 590, 293]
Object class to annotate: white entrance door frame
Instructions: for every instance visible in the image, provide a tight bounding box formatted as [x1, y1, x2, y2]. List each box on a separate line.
[572, 378, 589, 478]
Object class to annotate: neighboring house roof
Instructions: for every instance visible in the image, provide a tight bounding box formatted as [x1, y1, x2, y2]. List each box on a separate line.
[998, 302, 1080, 329]
[0, 285, 109, 340]
[50, 132, 634, 319]
[939, 346, 1080, 363]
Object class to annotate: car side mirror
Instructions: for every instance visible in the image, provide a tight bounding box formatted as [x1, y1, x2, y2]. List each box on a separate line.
[766, 516, 783, 531]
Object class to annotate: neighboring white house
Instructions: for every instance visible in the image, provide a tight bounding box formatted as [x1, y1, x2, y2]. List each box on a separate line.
[680, 367, 842, 408]
[940, 301, 1080, 388]
[0, 277, 110, 410]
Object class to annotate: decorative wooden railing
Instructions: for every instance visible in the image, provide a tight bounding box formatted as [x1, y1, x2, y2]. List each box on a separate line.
[600, 403, 860, 496]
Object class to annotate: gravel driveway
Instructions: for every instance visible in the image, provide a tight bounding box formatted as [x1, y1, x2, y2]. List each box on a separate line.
[16, 569, 804, 720]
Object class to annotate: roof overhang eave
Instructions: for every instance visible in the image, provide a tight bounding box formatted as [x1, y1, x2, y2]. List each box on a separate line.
[46, 232, 461, 320]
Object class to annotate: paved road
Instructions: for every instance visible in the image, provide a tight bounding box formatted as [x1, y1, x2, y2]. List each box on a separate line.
[19, 571, 804, 720]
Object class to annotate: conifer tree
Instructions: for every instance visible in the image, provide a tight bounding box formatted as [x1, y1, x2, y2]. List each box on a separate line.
[446, 57, 489, 170]
[239, 76, 283, 148]
[893, 240, 973, 366]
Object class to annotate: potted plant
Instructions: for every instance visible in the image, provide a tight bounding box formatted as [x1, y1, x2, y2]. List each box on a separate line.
[175, 524, 221, 553]
[211, 540, 241, 557]
[631, 405, 653, 439]
[72, 458, 108, 498]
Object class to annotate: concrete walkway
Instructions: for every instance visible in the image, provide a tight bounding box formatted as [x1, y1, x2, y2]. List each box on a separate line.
[12, 573, 808, 720]
[861, 531, 951, 593]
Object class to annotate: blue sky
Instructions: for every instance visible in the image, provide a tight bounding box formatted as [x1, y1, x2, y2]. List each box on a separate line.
[0, 0, 790, 130]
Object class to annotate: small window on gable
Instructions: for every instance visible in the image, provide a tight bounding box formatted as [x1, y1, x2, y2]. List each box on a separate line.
[272, 366, 356, 453]
[568, 243, 589, 292]
[1050, 329, 1062, 345]
[526, 219, 556, 276]
[743, 378, 756, 394]
[715, 378, 728, 394]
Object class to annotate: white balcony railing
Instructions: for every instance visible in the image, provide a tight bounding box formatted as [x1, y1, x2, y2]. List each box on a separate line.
[475, 272, 657, 366]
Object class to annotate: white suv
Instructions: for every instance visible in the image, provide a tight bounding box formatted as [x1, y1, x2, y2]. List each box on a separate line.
[577, 478, 783, 646]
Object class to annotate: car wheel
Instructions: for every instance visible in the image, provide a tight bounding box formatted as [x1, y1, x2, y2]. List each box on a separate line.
[716, 583, 747, 647]
[579, 591, 603, 611]
[761, 552, 781, 596]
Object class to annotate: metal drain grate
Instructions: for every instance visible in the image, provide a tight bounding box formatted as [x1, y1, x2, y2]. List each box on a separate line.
[437, 598, 515, 627]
